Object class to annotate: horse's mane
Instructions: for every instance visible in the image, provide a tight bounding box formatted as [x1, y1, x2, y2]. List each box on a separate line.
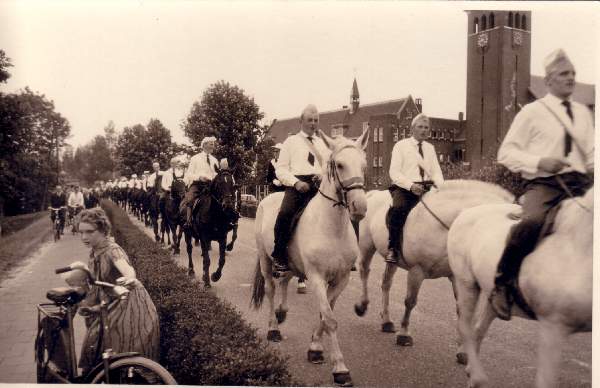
[434, 179, 515, 202]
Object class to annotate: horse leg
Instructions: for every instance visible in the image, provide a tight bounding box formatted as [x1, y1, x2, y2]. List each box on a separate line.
[201, 237, 212, 288]
[263, 261, 282, 342]
[456, 279, 488, 388]
[226, 223, 238, 251]
[184, 229, 194, 277]
[380, 262, 399, 333]
[456, 287, 496, 365]
[535, 320, 568, 388]
[172, 224, 180, 255]
[321, 275, 353, 386]
[353, 244, 376, 319]
[211, 237, 227, 282]
[275, 274, 292, 324]
[396, 265, 425, 346]
[153, 216, 160, 242]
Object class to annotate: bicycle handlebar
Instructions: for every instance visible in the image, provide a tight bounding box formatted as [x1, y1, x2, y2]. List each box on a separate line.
[55, 266, 72, 274]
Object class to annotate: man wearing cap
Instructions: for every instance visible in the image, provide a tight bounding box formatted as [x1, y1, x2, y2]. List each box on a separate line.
[387, 113, 444, 266]
[490, 49, 594, 320]
[182, 137, 219, 227]
[271, 104, 330, 275]
[266, 143, 285, 193]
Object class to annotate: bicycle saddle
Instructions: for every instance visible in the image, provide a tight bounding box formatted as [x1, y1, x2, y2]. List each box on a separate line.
[46, 287, 86, 305]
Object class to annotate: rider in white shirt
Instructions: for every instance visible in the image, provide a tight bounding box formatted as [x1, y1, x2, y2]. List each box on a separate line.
[182, 137, 219, 227]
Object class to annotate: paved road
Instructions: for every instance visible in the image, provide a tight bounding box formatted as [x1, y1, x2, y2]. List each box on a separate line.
[130, 213, 591, 388]
[0, 221, 87, 383]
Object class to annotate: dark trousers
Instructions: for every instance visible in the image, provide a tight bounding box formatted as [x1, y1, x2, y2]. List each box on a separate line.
[181, 182, 211, 223]
[388, 186, 420, 253]
[495, 172, 591, 285]
[272, 176, 319, 262]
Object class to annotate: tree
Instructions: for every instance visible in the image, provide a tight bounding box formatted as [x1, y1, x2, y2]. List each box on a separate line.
[0, 88, 71, 214]
[115, 120, 173, 175]
[0, 50, 12, 83]
[104, 120, 118, 179]
[182, 81, 264, 183]
[253, 126, 276, 186]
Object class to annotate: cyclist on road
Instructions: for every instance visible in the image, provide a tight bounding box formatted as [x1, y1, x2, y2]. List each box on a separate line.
[49, 185, 67, 234]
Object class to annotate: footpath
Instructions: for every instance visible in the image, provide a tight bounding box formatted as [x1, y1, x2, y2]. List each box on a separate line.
[0, 224, 87, 383]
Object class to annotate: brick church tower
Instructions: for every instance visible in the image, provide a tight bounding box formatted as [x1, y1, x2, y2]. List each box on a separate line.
[465, 10, 532, 169]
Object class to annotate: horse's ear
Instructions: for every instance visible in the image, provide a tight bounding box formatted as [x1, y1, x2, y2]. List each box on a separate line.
[355, 128, 369, 151]
[318, 130, 335, 150]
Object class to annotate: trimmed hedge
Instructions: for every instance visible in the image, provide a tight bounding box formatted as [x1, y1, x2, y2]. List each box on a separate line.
[101, 200, 298, 386]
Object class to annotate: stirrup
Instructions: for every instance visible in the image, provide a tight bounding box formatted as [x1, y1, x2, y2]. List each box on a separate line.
[272, 262, 290, 278]
[384, 249, 400, 264]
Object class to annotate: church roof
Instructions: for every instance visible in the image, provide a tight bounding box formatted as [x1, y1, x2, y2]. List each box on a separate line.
[267, 97, 410, 144]
[529, 75, 595, 106]
[351, 78, 360, 99]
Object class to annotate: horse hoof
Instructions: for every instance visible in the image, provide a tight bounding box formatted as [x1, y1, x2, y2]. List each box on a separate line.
[354, 302, 368, 317]
[396, 335, 413, 346]
[188, 268, 195, 277]
[381, 322, 396, 333]
[275, 309, 287, 324]
[267, 330, 282, 342]
[333, 372, 353, 387]
[456, 352, 468, 365]
[307, 349, 324, 364]
[297, 286, 307, 294]
[350, 265, 357, 271]
[226, 243, 234, 251]
[155, 236, 160, 242]
[203, 281, 211, 289]
[211, 271, 222, 282]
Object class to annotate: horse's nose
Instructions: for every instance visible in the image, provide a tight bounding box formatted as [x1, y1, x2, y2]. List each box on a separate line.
[350, 199, 367, 221]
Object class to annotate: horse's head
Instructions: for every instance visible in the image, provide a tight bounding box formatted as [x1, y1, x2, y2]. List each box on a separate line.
[171, 179, 187, 200]
[319, 128, 369, 222]
[211, 171, 237, 212]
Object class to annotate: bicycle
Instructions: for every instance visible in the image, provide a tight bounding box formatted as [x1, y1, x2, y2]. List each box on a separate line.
[68, 205, 83, 235]
[49, 206, 66, 242]
[35, 264, 177, 384]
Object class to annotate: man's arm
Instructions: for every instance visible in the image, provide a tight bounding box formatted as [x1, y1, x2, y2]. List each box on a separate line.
[389, 142, 413, 190]
[429, 145, 445, 187]
[497, 108, 543, 174]
[275, 139, 300, 187]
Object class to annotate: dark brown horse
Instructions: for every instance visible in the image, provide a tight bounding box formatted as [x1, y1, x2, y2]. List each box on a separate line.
[182, 171, 239, 288]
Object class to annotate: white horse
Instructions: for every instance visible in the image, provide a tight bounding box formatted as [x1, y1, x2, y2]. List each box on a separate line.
[251, 129, 369, 387]
[448, 185, 593, 388]
[354, 180, 515, 346]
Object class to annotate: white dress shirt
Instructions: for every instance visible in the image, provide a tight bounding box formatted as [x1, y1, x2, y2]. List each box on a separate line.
[185, 151, 219, 186]
[135, 179, 144, 190]
[498, 93, 594, 180]
[147, 171, 163, 189]
[68, 191, 84, 208]
[389, 137, 444, 191]
[275, 130, 331, 187]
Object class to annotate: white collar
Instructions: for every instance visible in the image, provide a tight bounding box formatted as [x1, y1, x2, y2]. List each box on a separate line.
[299, 130, 316, 139]
[544, 92, 572, 106]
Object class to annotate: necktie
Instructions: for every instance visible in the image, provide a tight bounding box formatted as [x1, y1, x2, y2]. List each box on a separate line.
[206, 154, 214, 172]
[417, 141, 425, 180]
[307, 136, 315, 166]
[561, 101, 573, 156]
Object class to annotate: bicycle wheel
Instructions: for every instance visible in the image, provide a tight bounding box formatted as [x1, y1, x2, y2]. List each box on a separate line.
[89, 356, 176, 385]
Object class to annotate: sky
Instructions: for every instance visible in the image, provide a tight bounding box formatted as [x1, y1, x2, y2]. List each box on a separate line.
[0, 1, 597, 148]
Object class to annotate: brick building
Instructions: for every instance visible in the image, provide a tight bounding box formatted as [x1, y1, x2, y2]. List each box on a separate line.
[267, 10, 594, 189]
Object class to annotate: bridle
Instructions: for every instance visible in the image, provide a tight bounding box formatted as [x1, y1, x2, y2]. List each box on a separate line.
[318, 145, 365, 209]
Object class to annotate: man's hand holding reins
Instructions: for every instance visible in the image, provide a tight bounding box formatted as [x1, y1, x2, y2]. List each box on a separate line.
[294, 181, 310, 193]
[410, 183, 425, 196]
[538, 157, 570, 174]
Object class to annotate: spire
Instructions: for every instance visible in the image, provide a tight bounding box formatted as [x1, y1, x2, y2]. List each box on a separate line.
[350, 77, 360, 114]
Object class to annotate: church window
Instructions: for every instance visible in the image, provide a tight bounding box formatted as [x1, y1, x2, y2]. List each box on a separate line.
[521, 15, 527, 30]
[481, 15, 487, 31]
[508, 12, 513, 28]
[474, 17, 479, 33]
[378, 127, 385, 142]
[514, 13, 520, 29]
[489, 13, 495, 28]
[379, 156, 383, 167]
[331, 126, 344, 137]
[393, 128, 399, 142]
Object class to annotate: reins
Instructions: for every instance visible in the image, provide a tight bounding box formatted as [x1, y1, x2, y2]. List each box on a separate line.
[555, 175, 592, 213]
[318, 144, 365, 209]
[418, 193, 451, 230]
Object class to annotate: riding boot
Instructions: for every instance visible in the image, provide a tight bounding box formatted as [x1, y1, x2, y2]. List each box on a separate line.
[489, 220, 541, 321]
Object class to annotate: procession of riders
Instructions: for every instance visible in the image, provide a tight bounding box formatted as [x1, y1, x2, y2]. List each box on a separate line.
[46, 48, 593, 387]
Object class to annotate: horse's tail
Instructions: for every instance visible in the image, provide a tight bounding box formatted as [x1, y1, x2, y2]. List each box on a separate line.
[250, 257, 265, 310]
